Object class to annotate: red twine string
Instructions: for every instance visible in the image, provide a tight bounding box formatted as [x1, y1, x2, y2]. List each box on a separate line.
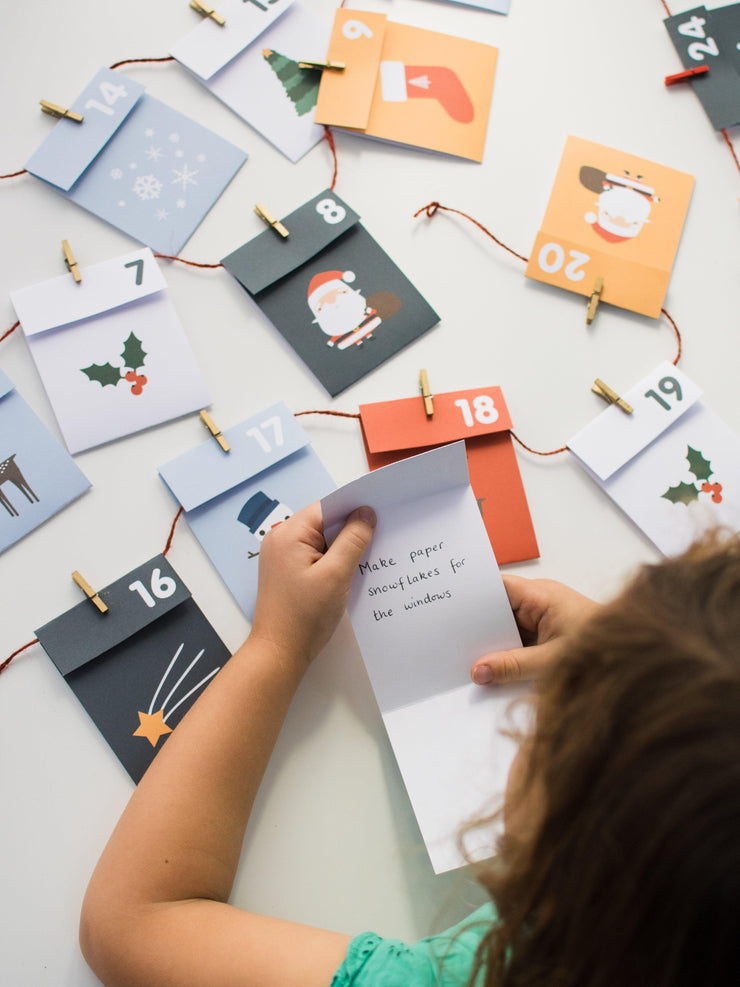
[414, 201, 530, 264]
[163, 506, 184, 557]
[154, 253, 223, 269]
[0, 638, 39, 677]
[294, 409, 360, 419]
[1, 321, 19, 342]
[720, 128, 740, 175]
[511, 433, 568, 457]
[0, 169, 27, 180]
[323, 126, 338, 190]
[109, 55, 176, 71]
[658, 0, 672, 16]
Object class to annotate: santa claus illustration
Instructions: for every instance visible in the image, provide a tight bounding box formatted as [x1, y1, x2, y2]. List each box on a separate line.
[306, 270, 402, 349]
[579, 166, 659, 244]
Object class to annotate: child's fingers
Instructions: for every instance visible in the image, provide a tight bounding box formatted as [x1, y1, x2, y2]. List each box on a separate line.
[321, 507, 376, 580]
[470, 640, 561, 685]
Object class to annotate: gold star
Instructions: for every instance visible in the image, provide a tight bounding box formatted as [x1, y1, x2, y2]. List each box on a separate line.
[133, 709, 173, 747]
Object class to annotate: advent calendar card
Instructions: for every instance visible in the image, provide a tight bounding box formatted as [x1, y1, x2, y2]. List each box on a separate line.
[568, 363, 740, 555]
[10, 248, 211, 454]
[25, 67, 246, 254]
[171, 0, 329, 162]
[159, 401, 335, 619]
[314, 9, 497, 162]
[36, 555, 230, 784]
[222, 189, 439, 396]
[525, 136, 694, 318]
[0, 370, 90, 553]
[359, 386, 539, 564]
[664, 4, 740, 130]
[322, 442, 522, 873]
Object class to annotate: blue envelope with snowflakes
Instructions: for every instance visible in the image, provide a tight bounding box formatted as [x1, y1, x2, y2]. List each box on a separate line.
[36, 554, 231, 783]
[568, 362, 740, 556]
[171, 0, 330, 162]
[221, 189, 439, 396]
[158, 401, 335, 618]
[10, 247, 211, 453]
[0, 369, 90, 553]
[25, 67, 246, 254]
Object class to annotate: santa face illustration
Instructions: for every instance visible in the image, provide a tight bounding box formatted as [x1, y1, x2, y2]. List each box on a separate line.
[237, 491, 293, 542]
[306, 270, 402, 350]
[579, 167, 658, 244]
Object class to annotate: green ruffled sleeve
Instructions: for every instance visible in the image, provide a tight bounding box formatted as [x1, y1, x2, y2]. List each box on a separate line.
[329, 903, 496, 987]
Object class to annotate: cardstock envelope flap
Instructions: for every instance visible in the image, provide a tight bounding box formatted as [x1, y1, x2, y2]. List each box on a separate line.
[221, 190, 360, 295]
[315, 9, 387, 130]
[171, 0, 296, 80]
[159, 401, 310, 511]
[567, 362, 702, 481]
[25, 68, 146, 191]
[0, 368, 14, 401]
[35, 555, 190, 676]
[11, 249, 166, 336]
[360, 387, 513, 453]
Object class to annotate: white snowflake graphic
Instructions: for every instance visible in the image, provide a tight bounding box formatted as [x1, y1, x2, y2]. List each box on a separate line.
[145, 146, 164, 162]
[176, 199, 186, 209]
[171, 164, 199, 192]
[154, 208, 169, 221]
[168, 132, 181, 143]
[110, 168, 123, 180]
[144, 128, 155, 137]
[132, 174, 163, 200]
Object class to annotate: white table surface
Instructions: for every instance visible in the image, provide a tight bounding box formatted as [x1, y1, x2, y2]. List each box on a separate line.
[2, 1, 739, 983]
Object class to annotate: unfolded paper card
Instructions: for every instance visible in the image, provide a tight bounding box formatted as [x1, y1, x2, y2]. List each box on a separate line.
[171, 0, 330, 162]
[36, 555, 230, 783]
[322, 442, 523, 873]
[159, 401, 335, 619]
[568, 362, 740, 555]
[525, 136, 694, 318]
[25, 67, 246, 254]
[314, 9, 497, 161]
[664, 4, 740, 130]
[0, 369, 90, 553]
[359, 386, 539, 564]
[222, 189, 439, 396]
[10, 248, 211, 453]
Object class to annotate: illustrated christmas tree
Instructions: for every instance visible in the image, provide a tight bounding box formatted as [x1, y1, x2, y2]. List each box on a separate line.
[262, 49, 320, 117]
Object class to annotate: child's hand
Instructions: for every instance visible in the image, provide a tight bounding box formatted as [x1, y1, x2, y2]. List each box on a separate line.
[471, 575, 601, 685]
[250, 501, 376, 668]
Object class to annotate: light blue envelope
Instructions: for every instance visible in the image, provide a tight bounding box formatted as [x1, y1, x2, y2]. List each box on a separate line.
[0, 369, 90, 553]
[158, 401, 335, 619]
[26, 67, 247, 254]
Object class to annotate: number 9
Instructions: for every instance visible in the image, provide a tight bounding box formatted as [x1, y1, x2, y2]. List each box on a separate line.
[658, 376, 682, 402]
[342, 19, 373, 40]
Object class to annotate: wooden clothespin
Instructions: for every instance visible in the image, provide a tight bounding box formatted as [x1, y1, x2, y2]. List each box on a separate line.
[39, 100, 83, 124]
[591, 378, 633, 415]
[419, 369, 434, 417]
[586, 276, 604, 325]
[297, 60, 345, 72]
[200, 410, 230, 452]
[189, 0, 226, 25]
[72, 570, 109, 614]
[254, 202, 289, 239]
[62, 239, 82, 284]
[664, 65, 709, 86]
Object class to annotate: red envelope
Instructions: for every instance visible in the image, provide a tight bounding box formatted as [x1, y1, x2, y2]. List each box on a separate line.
[360, 387, 539, 564]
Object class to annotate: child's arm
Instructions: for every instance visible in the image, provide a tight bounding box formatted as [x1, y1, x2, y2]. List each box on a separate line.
[80, 502, 376, 987]
[471, 575, 601, 685]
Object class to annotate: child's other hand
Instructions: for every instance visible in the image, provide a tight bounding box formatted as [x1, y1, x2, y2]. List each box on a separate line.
[250, 501, 376, 668]
[471, 574, 600, 685]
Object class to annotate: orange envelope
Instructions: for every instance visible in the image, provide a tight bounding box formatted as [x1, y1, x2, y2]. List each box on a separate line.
[359, 387, 539, 564]
[315, 9, 497, 162]
[525, 136, 694, 318]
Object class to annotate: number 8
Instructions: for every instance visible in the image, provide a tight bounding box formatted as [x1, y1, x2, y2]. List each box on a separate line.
[316, 198, 346, 225]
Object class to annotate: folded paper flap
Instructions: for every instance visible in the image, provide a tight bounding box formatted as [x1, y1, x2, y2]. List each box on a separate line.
[567, 362, 702, 481]
[314, 9, 387, 130]
[11, 249, 165, 336]
[171, 0, 296, 80]
[26, 68, 146, 191]
[322, 440, 470, 539]
[159, 401, 309, 511]
[360, 387, 512, 453]
[221, 189, 360, 295]
[36, 555, 191, 676]
[0, 368, 14, 401]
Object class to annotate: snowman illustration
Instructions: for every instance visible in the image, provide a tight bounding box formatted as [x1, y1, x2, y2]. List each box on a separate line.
[238, 491, 293, 557]
[579, 166, 659, 244]
[306, 270, 402, 350]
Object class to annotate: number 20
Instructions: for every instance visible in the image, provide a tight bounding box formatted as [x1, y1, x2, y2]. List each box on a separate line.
[537, 243, 590, 282]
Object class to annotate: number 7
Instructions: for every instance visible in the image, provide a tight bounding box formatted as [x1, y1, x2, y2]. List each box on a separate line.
[124, 259, 144, 285]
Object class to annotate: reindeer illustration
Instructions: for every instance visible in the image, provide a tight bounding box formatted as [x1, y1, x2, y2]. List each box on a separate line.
[0, 455, 39, 517]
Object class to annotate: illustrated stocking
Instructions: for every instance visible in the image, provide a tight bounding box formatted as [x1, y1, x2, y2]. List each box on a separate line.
[380, 62, 474, 124]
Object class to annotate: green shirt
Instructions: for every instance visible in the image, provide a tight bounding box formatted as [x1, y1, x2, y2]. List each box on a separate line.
[330, 903, 495, 987]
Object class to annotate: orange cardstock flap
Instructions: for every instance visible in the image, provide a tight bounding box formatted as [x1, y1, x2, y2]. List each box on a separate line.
[360, 386, 512, 453]
[315, 9, 388, 130]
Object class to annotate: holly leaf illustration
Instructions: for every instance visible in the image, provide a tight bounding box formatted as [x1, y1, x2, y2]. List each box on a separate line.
[661, 481, 700, 506]
[121, 332, 147, 371]
[686, 446, 713, 482]
[80, 363, 122, 387]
